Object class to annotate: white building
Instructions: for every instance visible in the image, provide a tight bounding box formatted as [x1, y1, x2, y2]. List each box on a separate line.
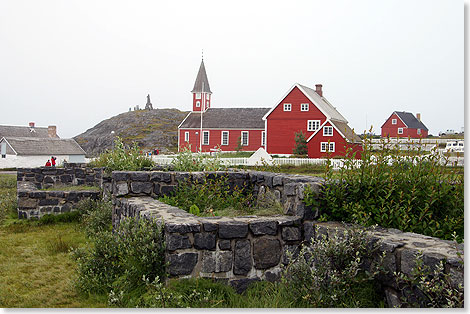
[0, 137, 86, 168]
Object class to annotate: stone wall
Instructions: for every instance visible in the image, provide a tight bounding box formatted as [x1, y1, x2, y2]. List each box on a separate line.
[17, 181, 101, 219]
[111, 170, 464, 304]
[17, 164, 104, 189]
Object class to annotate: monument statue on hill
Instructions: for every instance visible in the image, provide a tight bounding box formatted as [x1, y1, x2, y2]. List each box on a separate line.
[145, 94, 154, 110]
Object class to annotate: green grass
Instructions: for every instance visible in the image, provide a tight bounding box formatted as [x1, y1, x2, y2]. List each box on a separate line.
[0, 222, 107, 307]
[218, 151, 254, 158]
[40, 184, 101, 192]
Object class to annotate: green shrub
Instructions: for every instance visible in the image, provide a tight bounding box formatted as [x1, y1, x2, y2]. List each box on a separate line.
[0, 174, 17, 222]
[305, 136, 464, 242]
[280, 225, 384, 307]
[159, 175, 254, 216]
[171, 146, 226, 172]
[292, 130, 308, 156]
[394, 250, 464, 308]
[77, 199, 113, 238]
[89, 137, 155, 173]
[72, 217, 166, 298]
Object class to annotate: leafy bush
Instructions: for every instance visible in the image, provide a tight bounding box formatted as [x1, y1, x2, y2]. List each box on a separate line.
[72, 217, 166, 298]
[292, 130, 308, 156]
[159, 175, 255, 216]
[0, 175, 17, 222]
[280, 225, 384, 307]
[171, 146, 226, 172]
[77, 199, 113, 238]
[305, 136, 464, 241]
[89, 137, 155, 173]
[395, 250, 464, 308]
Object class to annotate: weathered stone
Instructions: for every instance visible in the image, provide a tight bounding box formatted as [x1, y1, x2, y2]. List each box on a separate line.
[130, 182, 153, 194]
[18, 198, 37, 208]
[423, 252, 446, 271]
[48, 191, 65, 198]
[30, 191, 46, 199]
[282, 244, 300, 265]
[219, 239, 231, 250]
[39, 198, 59, 206]
[160, 185, 176, 196]
[384, 287, 402, 308]
[203, 222, 218, 232]
[166, 233, 192, 251]
[233, 239, 252, 275]
[60, 175, 72, 183]
[113, 172, 129, 182]
[194, 232, 216, 250]
[61, 204, 71, 212]
[150, 172, 172, 183]
[284, 183, 297, 196]
[130, 172, 150, 182]
[219, 222, 248, 239]
[34, 174, 44, 182]
[282, 227, 302, 241]
[304, 222, 315, 243]
[264, 268, 281, 282]
[44, 176, 54, 184]
[114, 183, 129, 196]
[165, 223, 201, 233]
[249, 220, 278, 236]
[230, 278, 260, 294]
[201, 251, 232, 273]
[400, 248, 420, 275]
[168, 253, 198, 276]
[253, 238, 281, 269]
[273, 189, 281, 202]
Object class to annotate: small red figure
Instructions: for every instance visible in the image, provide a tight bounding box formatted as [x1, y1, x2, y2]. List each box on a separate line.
[45, 160, 51, 167]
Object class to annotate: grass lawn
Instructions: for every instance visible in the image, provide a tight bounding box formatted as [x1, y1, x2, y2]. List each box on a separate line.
[0, 174, 106, 308]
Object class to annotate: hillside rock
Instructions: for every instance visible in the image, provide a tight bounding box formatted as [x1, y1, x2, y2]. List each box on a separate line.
[74, 109, 188, 157]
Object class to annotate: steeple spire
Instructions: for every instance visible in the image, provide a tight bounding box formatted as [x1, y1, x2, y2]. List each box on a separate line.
[191, 59, 212, 93]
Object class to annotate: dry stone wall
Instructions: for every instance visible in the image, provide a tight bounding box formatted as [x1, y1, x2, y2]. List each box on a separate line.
[111, 170, 464, 301]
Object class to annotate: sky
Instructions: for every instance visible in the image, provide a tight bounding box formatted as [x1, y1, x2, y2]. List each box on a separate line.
[0, 0, 464, 138]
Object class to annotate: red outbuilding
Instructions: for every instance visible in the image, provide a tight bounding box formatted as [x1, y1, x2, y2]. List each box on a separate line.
[178, 60, 362, 158]
[381, 111, 428, 138]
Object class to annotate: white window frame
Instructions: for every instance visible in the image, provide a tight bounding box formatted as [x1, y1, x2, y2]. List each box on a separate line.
[323, 126, 333, 136]
[241, 131, 249, 146]
[283, 103, 291, 111]
[307, 120, 321, 132]
[417, 128, 421, 135]
[221, 131, 229, 146]
[398, 128, 403, 135]
[320, 142, 335, 152]
[261, 131, 266, 146]
[184, 131, 189, 142]
[196, 101, 200, 107]
[392, 118, 397, 125]
[202, 131, 210, 145]
[195, 93, 201, 99]
[301, 103, 309, 111]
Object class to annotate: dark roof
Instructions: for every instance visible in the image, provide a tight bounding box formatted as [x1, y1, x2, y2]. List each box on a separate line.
[191, 60, 212, 93]
[1, 137, 86, 155]
[0, 125, 58, 138]
[179, 108, 270, 129]
[394, 111, 428, 130]
[330, 120, 362, 143]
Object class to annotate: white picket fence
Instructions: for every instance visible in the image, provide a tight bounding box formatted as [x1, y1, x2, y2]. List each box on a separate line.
[152, 154, 463, 169]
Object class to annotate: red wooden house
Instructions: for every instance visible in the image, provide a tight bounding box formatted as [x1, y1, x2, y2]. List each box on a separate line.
[381, 111, 428, 138]
[178, 60, 269, 153]
[178, 60, 362, 158]
[263, 84, 362, 158]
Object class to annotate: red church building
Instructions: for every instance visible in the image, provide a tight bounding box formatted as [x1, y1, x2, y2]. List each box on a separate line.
[381, 111, 428, 138]
[178, 60, 362, 158]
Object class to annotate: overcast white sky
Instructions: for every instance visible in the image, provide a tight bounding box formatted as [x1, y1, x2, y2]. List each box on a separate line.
[0, 0, 464, 138]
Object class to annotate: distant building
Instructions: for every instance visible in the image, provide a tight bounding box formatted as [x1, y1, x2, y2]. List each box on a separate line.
[0, 122, 58, 139]
[178, 59, 362, 158]
[381, 111, 428, 138]
[0, 137, 86, 168]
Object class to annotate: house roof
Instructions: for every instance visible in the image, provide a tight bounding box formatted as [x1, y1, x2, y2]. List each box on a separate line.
[191, 60, 212, 93]
[1, 137, 86, 156]
[329, 120, 362, 143]
[390, 111, 429, 130]
[263, 83, 348, 123]
[0, 125, 58, 138]
[179, 108, 270, 129]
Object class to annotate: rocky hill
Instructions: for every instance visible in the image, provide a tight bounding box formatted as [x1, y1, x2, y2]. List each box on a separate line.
[74, 108, 189, 157]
